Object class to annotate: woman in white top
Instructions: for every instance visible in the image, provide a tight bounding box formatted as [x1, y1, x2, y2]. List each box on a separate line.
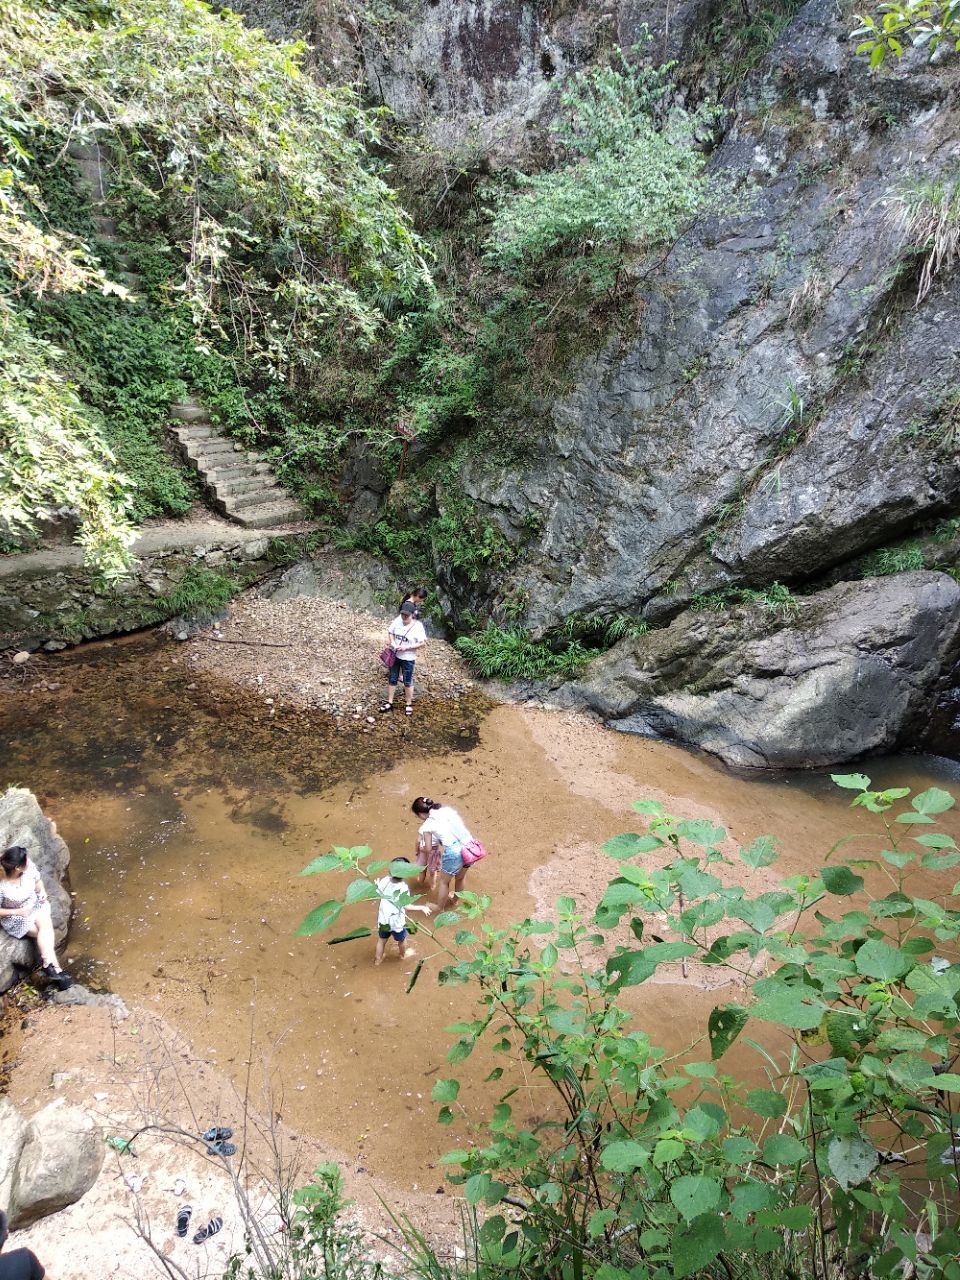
[412, 797, 475, 910]
[381, 600, 427, 716]
[0, 845, 72, 989]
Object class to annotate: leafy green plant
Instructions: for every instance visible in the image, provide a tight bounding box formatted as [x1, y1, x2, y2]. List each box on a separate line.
[860, 543, 927, 576]
[148, 566, 242, 621]
[297, 777, 960, 1280]
[853, 2, 960, 66]
[691, 582, 800, 619]
[456, 625, 599, 680]
[484, 49, 721, 277]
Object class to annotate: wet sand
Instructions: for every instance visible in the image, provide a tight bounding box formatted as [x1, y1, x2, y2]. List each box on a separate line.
[2, 633, 959, 1206]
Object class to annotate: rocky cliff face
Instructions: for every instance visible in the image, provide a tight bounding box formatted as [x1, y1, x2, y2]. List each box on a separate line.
[362, 0, 960, 765]
[130, 1, 960, 765]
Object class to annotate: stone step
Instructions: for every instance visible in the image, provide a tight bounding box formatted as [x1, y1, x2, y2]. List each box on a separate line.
[67, 142, 104, 162]
[193, 447, 247, 468]
[170, 403, 212, 423]
[92, 215, 120, 238]
[233, 501, 305, 529]
[205, 461, 273, 481]
[225, 486, 285, 512]
[213, 475, 280, 499]
[171, 424, 217, 441]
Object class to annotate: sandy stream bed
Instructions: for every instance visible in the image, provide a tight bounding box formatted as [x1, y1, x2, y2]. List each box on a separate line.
[2, 594, 958, 1278]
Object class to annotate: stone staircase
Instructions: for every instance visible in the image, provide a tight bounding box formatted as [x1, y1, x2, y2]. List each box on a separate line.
[68, 141, 306, 531]
[68, 141, 144, 300]
[170, 401, 306, 528]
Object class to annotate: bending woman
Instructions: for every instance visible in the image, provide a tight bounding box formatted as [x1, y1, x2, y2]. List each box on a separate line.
[412, 797, 476, 910]
[0, 846, 72, 989]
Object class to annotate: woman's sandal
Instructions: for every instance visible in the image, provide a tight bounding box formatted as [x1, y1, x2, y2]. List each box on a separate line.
[205, 1140, 237, 1158]
[201, 1126, 233, 1143]
[176, 1205, 193, 1238]
[193, 1216, 223, 1244]
[404, 705, 413, 716]
[380, 703, 392, 713]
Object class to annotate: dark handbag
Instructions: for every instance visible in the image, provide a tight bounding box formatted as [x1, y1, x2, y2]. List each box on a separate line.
[379, 645, 397, 669]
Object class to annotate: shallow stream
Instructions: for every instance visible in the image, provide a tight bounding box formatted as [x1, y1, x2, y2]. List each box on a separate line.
[2, 632, 959, 1199]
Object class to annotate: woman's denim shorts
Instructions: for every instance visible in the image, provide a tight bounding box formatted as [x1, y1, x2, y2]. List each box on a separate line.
[389, 657, 415, 687]
[441, 847, 464, 876]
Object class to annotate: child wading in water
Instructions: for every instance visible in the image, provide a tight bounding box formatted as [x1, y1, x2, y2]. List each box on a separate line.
[375, 858, 432, 965]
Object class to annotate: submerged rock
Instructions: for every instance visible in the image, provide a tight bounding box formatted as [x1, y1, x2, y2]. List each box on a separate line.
[565, 572, 960, 768]
[0, 789, 72, 992]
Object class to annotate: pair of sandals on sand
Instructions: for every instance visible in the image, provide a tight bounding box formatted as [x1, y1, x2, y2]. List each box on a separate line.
[174, 1126, 234, 1245]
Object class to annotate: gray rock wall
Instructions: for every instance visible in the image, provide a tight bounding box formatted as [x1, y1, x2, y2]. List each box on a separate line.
[0, 789, 72, 991]
[463, 2, 960, 632]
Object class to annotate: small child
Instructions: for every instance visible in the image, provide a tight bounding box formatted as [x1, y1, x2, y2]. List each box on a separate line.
[375, 858, 432, 965]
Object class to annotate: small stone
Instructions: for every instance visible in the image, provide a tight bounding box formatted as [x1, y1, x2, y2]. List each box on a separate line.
[43, 641, 66, 653]
[176, 632, 188, 642]
[365, 716, 375, 723]
[12, 652, 30, 664]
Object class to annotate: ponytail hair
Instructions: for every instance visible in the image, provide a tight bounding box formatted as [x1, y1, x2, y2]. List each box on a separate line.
[411, 796, 439, 817]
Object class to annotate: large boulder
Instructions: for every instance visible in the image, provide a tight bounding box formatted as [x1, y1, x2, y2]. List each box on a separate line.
[0, 789, 72, 991]
[8, 1104, 103, 1228]
[564, 572, 960, 768]
[0, 1098, 29, 1211]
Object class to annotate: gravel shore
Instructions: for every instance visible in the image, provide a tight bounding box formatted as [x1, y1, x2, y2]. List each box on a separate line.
[182, 590, 476, 718]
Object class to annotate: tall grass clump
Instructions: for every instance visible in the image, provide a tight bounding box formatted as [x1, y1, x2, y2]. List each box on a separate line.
[889, 170, 960, 303]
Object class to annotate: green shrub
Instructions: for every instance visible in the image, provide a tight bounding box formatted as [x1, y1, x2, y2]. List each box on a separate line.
[456, 625, 598, 680]
[860, 543, 926, 576]
[485, 52, 720, 276]
[150, 566, 242, 620]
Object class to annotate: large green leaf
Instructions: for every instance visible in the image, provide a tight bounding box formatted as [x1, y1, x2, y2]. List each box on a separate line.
[911, 787, 955, 815]
[821, 865, 865, 896]
[763, 1133, 807, 1165]
[831, 773, 871, 790]
[600, 1139, 649, 1172]
[298, 853, 341, 876]
[603, 833, 662, 859]
[708, 1004, 748, 1058]
[739, 835, 778, 868]
[670, 1175, 721, 1222]
[295, 900, 342, 936]
[345, 878, 379, 904]
[751, 979, 826, 1029]
[745, 1087, 787, 1118]
[675, 819, 726, 846]
[827, 1133, 878, 1189]
[672, 1214, 725, 1278]
[431, 1078, 460, 1103]
[854, 938, 912, 981]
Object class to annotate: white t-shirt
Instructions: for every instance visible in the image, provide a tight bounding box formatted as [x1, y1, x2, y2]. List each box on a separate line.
[418, 805, 472, 854]
[376, 875, 410, 932]
[388, 616, 426, 659]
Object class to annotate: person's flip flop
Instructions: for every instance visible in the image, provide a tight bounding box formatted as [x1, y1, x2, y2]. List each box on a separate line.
[201, 1126, 233, 1143]
[193, 1216, 223, 1244]
[205, 1140, 237, 1157]
[404, 705, 413, 715]
[176, 1205, 193, 1238]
